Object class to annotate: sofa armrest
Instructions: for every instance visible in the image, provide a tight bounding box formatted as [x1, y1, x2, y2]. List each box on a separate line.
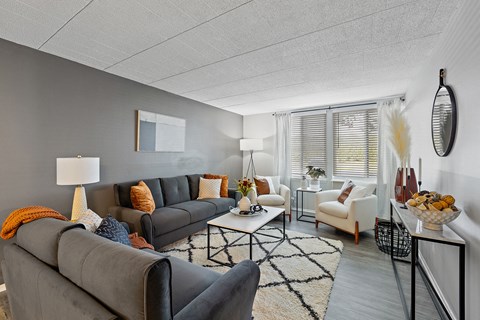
[108, 206, 153, 244]
[279, 184, 291, 214]
[315, 190, 341, 204]
[348, 195, 378, 231]
[174, 260, 260, 320]
[228, 188, 242, 206]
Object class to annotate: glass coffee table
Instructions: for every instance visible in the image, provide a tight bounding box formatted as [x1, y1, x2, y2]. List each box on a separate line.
[207, 206, 285, 266]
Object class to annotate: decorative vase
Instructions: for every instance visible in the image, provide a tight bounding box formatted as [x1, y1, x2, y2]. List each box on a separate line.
[239, 196, 251, 211]
[309, 178, 320, 190]
[394, 168, 418, 203]
[301, 176, 308, 189]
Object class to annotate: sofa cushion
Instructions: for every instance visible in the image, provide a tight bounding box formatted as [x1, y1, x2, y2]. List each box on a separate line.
[161, 176, 190, 206]
[116, 178, 164, 208]
[318, 201, 349, 219]
[131, 181, 156, 213]
[204, 174, 229, 197]
[16, 218, 84, 268]
[151, 207, 191, 236]
[94, 215, 131, 246]
[167, 256, 221, 315]
[187, 174, 203, 200]
[170, 201, 216, 223]
[257, 194, 285, 206]
[58, 229, 172, 320]
[200, 197, 235, 214]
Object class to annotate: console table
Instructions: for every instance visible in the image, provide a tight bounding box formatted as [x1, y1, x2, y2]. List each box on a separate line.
[295, 187, 321, 223]
[390, 200, 465, 320]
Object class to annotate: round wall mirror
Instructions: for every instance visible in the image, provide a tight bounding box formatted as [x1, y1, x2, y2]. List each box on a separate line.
[432, 69, 457, 157]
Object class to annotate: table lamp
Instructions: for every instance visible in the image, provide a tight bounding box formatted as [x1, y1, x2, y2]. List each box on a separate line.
[240, 138, 263, 181]
[56, 156, 100, 221]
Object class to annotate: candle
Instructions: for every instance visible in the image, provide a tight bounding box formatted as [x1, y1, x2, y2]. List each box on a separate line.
[407, 156, 410, 179]
[419, 158, 422, 181]
[402, 161, 407, 187]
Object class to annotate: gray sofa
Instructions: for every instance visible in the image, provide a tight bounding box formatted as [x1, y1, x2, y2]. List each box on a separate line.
[2, 218, 260, 320]
[110, 174, 240, 249]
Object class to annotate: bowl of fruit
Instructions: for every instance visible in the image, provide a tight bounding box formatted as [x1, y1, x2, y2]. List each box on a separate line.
[405, 191, 461, 231]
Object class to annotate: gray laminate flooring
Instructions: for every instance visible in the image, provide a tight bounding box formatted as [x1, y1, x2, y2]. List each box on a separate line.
[269, 217, 443, 320]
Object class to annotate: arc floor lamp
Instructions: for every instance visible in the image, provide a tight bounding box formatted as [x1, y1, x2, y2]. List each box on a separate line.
[240, 138, 263, 181]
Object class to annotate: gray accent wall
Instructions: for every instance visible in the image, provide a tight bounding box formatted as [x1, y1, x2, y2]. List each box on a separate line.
[0, 37, 242, 220]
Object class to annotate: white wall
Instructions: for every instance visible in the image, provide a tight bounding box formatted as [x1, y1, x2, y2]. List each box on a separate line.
[405, 1, 480, 318]
[242, 113, 275, 177]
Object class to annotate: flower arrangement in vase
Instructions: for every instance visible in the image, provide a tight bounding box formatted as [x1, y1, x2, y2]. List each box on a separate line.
[237, 178, 254, 211]
[305, 166, 325, 190]
[387, 107, 418, 203]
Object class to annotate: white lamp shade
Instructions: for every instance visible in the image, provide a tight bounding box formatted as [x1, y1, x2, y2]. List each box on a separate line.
[56, 157, 100, 185]
[240, 139, 263, 151]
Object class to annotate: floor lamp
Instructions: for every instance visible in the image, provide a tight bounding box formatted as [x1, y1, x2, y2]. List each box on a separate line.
[57, 156, 100, 221]
[240, 139, 263, 181]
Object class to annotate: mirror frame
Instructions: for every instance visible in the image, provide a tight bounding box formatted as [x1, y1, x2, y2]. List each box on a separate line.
[431, 69, 457, 157]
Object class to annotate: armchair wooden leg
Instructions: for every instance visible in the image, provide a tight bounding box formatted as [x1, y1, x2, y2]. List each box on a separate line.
[354, 221, 359, 245]
[289, 212, 292, 222]
[315, 220, 319, 229]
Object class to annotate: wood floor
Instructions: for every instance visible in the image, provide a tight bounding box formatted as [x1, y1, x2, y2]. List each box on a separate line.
[269, 216, 443, 320]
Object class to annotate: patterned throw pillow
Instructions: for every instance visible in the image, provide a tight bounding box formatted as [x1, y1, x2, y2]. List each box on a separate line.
[130, 181, 155, 214]
[204, 174, 229, 197]
[76, 209, 102, 232]
[254, 177, 270, 195]
[197, 177, 221, 199]
[94, 215, 131, 246]
[338, 182, 355, 204]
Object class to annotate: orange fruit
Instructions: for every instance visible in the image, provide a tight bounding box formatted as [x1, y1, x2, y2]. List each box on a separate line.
[441, 195, 455, 205]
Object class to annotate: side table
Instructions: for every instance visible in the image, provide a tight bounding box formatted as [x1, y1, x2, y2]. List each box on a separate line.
[390, 199, 465, 320]
[295, 187, 322, 223]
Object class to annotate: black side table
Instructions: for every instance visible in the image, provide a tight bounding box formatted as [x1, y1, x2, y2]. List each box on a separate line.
[295, 187, 322, 223]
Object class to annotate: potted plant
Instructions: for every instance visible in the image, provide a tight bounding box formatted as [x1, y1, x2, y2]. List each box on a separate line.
[305, 166, 325, 190]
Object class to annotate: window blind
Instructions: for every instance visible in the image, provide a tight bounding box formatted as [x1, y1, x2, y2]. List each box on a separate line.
[290, 113, 327, 177]
[333, 108, 378, 178]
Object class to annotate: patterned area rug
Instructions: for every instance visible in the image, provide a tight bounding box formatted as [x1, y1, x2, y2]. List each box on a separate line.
[161, 226, 343, 320]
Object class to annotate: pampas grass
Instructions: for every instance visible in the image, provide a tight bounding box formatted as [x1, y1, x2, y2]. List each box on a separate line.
[387, 107, 411, 164]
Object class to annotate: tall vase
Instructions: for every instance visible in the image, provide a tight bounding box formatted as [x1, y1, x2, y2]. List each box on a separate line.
[239, 195, 251, 211]
[394, 168, 418, 203]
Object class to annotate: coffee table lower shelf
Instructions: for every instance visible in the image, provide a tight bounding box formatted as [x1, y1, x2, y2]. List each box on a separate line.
[207, 207, 286, 266]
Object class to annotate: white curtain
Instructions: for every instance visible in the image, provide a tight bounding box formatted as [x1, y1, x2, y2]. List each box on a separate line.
[274, 113, 291, 188]
[377, 98, 403, 218]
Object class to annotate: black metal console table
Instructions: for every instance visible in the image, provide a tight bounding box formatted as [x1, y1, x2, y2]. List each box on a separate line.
[390, 200, 465, 320]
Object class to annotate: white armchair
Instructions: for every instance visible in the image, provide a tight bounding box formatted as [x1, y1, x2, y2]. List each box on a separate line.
[315, 187, 377, 244]
[249, 182, 291, 222]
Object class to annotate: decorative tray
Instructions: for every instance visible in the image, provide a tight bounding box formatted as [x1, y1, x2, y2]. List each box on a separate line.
[230, 207, 262, 217]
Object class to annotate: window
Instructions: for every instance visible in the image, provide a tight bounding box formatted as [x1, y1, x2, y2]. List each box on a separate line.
[290, 113, 327, 177]
[289, 105, 378, 179]
[333, 108, 378, 178]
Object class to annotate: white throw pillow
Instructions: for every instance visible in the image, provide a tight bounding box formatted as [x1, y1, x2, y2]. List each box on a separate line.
[198, 177, 221, 199]
[340, 179, 353, 193]
[256, 175, 280, 194]
[344, 186, 367, 207]
[76, 209, 103, 232]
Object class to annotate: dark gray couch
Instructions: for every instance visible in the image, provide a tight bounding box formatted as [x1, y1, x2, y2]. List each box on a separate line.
[110, 174, 240, 249]
[2, 218, 260, 320]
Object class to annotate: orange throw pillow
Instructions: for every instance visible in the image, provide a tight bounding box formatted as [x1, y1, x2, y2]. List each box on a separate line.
[130, 181, 155, 214]
[254, 178, 270, 195]
[338, 183, 355, 204]
[204, 174, 228, 198]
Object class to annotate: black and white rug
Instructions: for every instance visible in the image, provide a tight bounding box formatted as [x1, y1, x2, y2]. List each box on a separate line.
[161, 227, 343, 320]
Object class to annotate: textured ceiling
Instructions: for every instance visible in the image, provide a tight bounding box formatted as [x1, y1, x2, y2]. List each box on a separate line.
[0, 0, 461, 115]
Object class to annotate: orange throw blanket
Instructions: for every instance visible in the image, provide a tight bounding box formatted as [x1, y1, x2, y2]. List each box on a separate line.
[1, 206, 68, 240]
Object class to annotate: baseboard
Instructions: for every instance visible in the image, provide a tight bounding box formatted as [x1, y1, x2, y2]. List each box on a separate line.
[418, 252, 457, 320]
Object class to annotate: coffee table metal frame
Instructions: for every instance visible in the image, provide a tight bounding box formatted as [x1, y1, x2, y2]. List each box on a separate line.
[207, 207, 286, 266]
